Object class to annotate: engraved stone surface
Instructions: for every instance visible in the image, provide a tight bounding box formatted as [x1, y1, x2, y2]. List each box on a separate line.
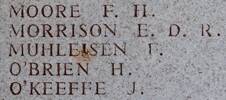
[1, 0, 226, 100]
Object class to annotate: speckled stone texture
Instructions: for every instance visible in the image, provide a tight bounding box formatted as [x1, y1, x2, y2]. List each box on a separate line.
[1, 0, 226, 100]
